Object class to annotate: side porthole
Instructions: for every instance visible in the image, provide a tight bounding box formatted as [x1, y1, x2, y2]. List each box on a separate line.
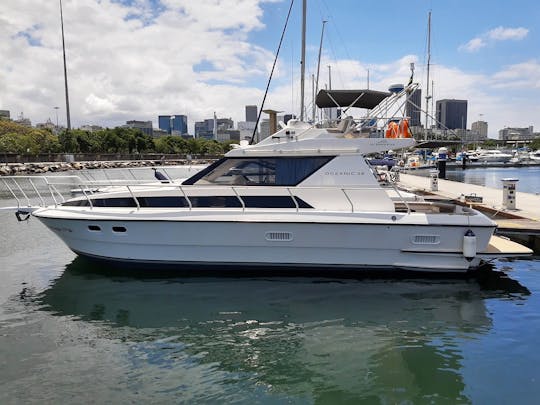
[88, 225, 101, 232]
[112, 226, 127, 233]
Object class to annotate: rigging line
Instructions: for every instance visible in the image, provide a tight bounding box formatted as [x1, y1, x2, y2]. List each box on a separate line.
[249, 0, 295, 145]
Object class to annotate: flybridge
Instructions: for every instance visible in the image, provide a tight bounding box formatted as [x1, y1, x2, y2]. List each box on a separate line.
[227, 136, 416, 157]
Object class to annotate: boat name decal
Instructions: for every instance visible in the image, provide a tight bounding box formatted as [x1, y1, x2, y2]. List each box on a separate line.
[324, 171, 364, 176]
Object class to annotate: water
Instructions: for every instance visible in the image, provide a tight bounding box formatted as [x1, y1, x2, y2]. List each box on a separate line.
[1, 181, 540, 403]
[445, 166, 540, 194]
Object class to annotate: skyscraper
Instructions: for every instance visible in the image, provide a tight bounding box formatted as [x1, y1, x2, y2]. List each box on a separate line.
[158, 115, 188, 135]
[406, 89, 422, 127]
[245, 105, 258, 122]
[436, 99, 467, 130]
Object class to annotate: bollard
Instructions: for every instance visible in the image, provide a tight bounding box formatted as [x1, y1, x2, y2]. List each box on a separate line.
[437, 147, 448, 179]
[502, 178, 519, 210]
[430, 169, 439, 191]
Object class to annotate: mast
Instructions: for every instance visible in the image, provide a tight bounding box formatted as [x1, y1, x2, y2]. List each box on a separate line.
[59, 0, 71, 131]
[424, 10, 431, 140]
[314, 20, 327, 122]
[311, 73, 315, 121]
[328, 65, 332, 90]
[299, 0, 307, 121]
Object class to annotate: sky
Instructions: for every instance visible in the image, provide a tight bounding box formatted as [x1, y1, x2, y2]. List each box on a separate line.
[1, 0, 539, 138]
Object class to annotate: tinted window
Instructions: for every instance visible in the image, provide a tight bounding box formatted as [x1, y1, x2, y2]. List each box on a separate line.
[242, 196, 312, 208]
[189, 196, 242, 208]
[183, 156, 334, 186]
[93, 198, 137, 207]
[139, 196, 189, 208]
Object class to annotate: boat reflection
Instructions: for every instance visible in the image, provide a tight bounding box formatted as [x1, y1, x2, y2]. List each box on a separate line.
[36, 258, 529, 402]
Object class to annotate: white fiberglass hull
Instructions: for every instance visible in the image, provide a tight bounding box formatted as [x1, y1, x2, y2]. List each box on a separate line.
[34, 210, 496, 272]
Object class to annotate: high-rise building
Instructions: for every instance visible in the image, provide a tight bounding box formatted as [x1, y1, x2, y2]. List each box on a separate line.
[436, 99, 467, 130]
[238, 121, 257, 141]
[471, 121, 488, 139]
[124, 120, 153, 137]
[158, 115, 188, 135]
[498, 126, 535, 141]
[195, 117, 234, 140]
[245, 105, 258, 122]
[406, 89, 422, 127]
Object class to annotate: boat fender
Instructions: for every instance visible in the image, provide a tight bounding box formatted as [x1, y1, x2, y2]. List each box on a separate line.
[15, 210, 31, 222]
[463, 229, 477, 261]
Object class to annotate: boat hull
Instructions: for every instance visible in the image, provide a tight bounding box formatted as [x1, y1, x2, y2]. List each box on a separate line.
[35, 215, 495, 273]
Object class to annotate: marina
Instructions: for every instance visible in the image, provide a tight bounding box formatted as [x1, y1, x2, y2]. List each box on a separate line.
[2, 0, 540, 402]
[397, 169, 540, 251]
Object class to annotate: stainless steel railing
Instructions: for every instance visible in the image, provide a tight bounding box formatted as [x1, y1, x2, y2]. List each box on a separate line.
[0, 175, 412, 214]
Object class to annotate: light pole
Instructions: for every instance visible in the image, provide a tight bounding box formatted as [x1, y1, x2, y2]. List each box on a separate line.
[53, 106, 60, 130]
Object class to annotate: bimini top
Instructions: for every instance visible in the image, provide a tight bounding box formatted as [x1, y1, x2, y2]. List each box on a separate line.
[316, 89, 391, 109]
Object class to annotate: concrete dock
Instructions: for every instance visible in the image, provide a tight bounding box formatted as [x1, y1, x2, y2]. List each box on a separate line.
[398, 172, 540, 251]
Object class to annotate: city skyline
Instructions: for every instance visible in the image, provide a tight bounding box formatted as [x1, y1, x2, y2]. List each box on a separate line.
[1, 1, 539, 137]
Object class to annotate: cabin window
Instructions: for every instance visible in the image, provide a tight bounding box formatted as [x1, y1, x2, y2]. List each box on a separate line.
[62, 195, 312, 209]
[183, 156, 334, 186]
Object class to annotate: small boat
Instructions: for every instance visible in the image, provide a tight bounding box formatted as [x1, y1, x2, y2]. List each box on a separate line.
[529, 150, 540, 162]
[476, 149, 513, 163]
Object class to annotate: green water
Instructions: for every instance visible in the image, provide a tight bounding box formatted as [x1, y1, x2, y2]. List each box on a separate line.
[1, 208, 540, 403]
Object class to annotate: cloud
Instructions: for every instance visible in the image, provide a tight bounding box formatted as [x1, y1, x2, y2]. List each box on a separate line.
[459, 26, 529, 53]
[0, 0, 276, 128]
[459, 38, 486, 53]
[487, 26, 529, 41]
[0, 1, 538, 138]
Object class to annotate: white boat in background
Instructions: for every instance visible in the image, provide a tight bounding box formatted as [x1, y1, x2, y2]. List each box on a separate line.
[476, 149, 513, 163]
[529, 150, 540, 162]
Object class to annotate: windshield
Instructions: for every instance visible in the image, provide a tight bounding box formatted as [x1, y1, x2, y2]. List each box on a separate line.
[183, 156, 334, 186]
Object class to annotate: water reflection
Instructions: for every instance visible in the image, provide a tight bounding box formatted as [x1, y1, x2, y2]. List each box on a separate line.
[32, 258, 529, 402]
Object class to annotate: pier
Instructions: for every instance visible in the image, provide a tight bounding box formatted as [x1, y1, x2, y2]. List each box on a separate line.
[398, 172, 540, 251]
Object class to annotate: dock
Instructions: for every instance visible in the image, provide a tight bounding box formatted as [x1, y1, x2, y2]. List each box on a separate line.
[398, 172, 540, 251]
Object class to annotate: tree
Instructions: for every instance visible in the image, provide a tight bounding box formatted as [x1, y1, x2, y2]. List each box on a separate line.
[530, 137, 540, 151]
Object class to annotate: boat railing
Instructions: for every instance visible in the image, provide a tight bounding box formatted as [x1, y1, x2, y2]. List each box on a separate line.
[1, 175, 412, 214]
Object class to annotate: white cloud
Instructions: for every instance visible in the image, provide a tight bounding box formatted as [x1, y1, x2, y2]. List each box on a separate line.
[0, 1, 538, 139]
[459, 37, 486, 53]
[487, 26, 529, 41]
[459, 26, 529, 53]
[0, 0, 275, 128]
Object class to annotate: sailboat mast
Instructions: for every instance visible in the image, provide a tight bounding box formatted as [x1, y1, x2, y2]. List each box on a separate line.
[314, 20, 327, 122]
[424, 10, 431, 140]
[59, 0, 71, 131]
[299, 0, 307, 121]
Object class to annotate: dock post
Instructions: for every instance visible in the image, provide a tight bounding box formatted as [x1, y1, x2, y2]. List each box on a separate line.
[437, 147, 447, 179]
[430, 169, 439, 191]
[502, 178, 519, 210]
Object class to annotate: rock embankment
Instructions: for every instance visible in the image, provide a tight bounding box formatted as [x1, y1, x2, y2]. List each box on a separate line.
[0, 159, 213, 176]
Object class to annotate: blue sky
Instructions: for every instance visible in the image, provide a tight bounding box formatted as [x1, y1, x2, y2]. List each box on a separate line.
[1, 0, 539, 137]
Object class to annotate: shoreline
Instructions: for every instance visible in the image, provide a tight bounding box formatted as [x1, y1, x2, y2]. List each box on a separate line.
[0, 159, 216, 176]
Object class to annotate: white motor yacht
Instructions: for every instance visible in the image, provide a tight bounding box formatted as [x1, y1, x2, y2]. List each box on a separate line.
[529, 150, 540, 162]
[476, 149, 513, 163]
[14, 89, 527, 273]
